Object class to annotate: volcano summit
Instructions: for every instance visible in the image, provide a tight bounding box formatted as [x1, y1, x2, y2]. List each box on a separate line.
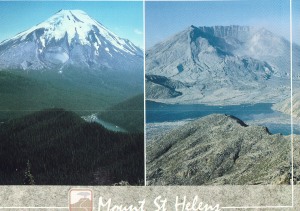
[0, 9, 143, 71]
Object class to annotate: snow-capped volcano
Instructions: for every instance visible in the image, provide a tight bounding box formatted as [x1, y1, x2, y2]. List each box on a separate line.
[0, 9, 143, 71]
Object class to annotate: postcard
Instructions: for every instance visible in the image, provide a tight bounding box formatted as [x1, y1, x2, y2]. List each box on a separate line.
[0, 0, 299, 210]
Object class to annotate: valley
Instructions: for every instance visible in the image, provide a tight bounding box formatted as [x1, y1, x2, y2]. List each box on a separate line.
[145, 24, 299, 136]
[0, 70, 143, 123]
[145, 24, 299, 185]
[146, 101, 300, 143]
[0, 69, 144, 184]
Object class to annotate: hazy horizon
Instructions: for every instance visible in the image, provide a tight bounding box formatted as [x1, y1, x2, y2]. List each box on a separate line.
[146, 0, 298, 49]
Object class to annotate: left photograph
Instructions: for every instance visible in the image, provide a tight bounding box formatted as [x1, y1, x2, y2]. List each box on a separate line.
[0, 1, 144, 185]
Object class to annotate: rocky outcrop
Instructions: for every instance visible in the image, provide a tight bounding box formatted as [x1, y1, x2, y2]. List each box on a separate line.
[147, 114, 299, 185]
[198, 25, 254, 42]
[146, 75, 186, 99]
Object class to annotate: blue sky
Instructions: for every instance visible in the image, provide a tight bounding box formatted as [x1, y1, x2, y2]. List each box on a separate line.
[0, 1, 143, 48]
[0, 0, 298, 50]
[146, 0, 298, 48]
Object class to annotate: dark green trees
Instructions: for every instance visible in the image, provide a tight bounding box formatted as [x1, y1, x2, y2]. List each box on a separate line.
[0, 109, 144, 185]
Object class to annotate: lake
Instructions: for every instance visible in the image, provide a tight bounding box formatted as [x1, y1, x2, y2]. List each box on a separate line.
[82, 114, 127, 133]
[146, 100, 298, 135]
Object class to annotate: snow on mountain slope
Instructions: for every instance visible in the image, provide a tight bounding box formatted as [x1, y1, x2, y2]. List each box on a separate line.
[146, 25, 298, 105]
[0, 10, 143, 71]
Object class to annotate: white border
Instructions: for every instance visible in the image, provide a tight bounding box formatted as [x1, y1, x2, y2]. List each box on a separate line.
[290, 0, 295, 208]
[0, 207, 68, 209]
[144, 0, 295, 209]
[0, 0, 295, 210]
[144, 0, 147, 186]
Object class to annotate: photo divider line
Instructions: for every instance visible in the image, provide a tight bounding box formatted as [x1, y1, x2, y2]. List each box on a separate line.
[143, 0, 147, 186]
[290, 0, 294, 207]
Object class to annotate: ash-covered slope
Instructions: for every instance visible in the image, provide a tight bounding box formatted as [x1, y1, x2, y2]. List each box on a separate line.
[147, 114, 300, 185]
[273, 89, 300, 119]
[0, 10, 143, 71]
[146, 25, 298, 104]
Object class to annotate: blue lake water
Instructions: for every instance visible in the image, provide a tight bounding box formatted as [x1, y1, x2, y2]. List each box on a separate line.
[94, 118, 127, 133]
[146, 100, 297, 135]
[82, 114, 127, 133]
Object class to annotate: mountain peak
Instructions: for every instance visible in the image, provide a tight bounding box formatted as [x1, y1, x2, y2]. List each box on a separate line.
[53, 9, 91, 22]
[7, 9, 103, 46]
[0, 9, 143, 71]
[56, 9, 86, 14]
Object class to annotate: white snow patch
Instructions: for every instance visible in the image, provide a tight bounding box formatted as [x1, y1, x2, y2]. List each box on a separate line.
[93, 42, 99, 51]
[40, 37, 45, 47]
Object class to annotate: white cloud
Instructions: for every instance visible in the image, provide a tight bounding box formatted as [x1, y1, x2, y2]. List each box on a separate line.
[134, 28, 143, 35]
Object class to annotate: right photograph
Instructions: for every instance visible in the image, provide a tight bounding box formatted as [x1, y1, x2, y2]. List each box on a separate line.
[146, 0, 300, 185]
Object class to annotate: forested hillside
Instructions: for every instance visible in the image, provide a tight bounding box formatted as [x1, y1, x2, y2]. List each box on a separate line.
[0, 109, 144, 185]
[99, 94, 144, 132]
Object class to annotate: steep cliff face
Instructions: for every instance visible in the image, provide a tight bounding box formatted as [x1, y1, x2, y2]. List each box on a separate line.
[198, 25, 254, 42]
[147, 114, 300, 185]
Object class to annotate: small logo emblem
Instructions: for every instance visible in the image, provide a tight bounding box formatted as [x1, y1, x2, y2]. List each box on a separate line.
[69, 189, 93, 211]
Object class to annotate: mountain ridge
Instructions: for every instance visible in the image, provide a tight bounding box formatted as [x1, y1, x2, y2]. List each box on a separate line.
[147, 114, 300, 185]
